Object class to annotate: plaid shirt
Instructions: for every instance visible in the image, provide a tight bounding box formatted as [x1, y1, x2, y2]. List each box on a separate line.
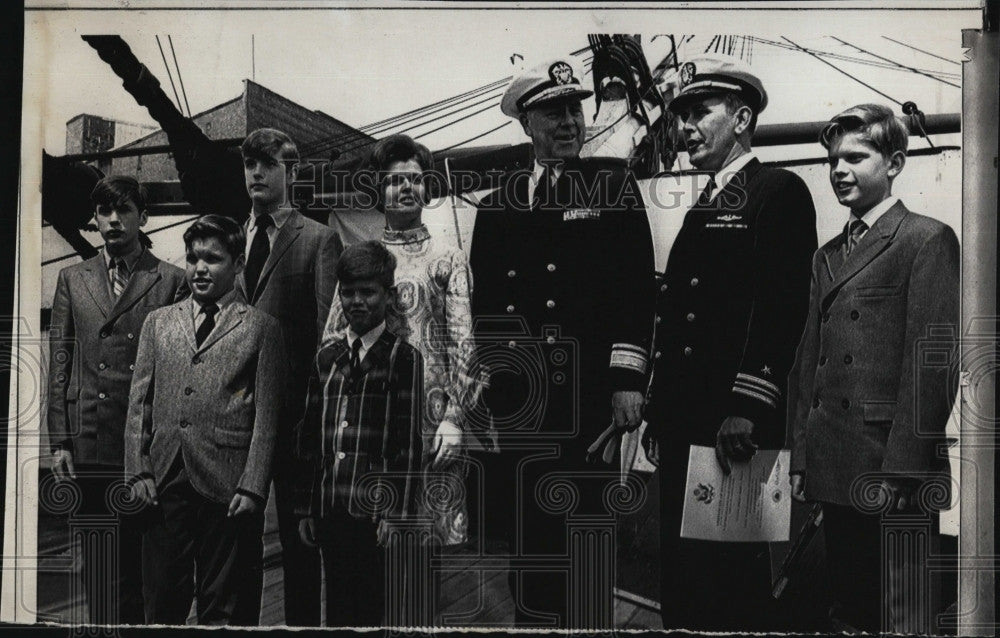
[295, 329, 424, 521]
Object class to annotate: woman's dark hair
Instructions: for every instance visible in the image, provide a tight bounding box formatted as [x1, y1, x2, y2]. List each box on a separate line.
[363, 134, 434, 212]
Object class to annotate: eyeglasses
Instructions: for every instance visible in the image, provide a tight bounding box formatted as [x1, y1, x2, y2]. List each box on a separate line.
[381, 172, 425, 188]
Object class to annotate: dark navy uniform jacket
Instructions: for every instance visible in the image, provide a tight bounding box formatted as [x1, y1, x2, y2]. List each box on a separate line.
[470, 156, 656, 452]
[648, 157, 817, 450]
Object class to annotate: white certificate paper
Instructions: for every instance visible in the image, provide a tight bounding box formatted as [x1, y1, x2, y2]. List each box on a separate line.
[680, 446, 791, 542]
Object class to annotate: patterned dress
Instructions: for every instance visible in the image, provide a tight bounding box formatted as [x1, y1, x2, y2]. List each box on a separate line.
[322, 224, 489, 545]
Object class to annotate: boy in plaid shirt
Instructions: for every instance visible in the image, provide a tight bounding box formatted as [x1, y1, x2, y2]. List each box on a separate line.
[295, 241, 424, 627]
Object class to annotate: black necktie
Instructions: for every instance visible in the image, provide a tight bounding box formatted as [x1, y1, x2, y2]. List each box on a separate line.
[845, 218, 868, 255]
[195, 303, 219, 347]
[696, 175, 717, 207]
[349, 338, 363, 378]
[245, 213, 274, 295]
[533, 167, 560, 211]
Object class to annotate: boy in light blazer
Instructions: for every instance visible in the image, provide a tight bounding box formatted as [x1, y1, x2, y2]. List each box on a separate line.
[47, 175, 187, 624]
[787, 104, 959, 633]
[125, 215, 287, 625]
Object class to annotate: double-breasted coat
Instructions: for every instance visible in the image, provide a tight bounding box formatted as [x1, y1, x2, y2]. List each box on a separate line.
[787, 201, 959, 506]
[47, 250, 187, 466]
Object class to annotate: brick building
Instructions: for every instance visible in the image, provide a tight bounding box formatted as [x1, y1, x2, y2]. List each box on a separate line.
[109, 79, 374, 179]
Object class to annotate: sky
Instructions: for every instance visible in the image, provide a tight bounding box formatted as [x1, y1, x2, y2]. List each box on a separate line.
[22, 3, 976, 157]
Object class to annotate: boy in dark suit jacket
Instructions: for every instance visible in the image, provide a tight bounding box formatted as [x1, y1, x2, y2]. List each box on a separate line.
[237, 128, 343, 625]
[125, 215, 287, 625]
[787, 104, 959, 633]
[296, 241, 424, 628]
[47, 175, 187, 624]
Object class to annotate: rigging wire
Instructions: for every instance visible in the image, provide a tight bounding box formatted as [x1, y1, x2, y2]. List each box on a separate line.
[750, 37, 960, 80]
[437, 121, 512, 153]
[168, 35, 192, 118]
[829, 36, 960, 88]
[780, 36, 903, 106]
[882, 36, 962, 66]
[155, 35, 184, 114]
[300, 47, 594, 158]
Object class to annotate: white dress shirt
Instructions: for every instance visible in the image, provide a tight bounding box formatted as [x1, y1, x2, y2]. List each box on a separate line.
[191, 288, 238, 333]
[850, 196, 899, 240]
[344, 320, 387, 363]
[526, 160, 565, 207]
[244, 206, 293, 258]
[708, 151, 757, 203]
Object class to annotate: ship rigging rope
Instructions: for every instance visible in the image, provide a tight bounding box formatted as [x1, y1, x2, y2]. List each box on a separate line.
[881, 36, 962, 66]
[829, 36, 960, 88]
[300, 47, 593, 158]
[319, 53, 597, 161]
[155, 35, 184, 116]
[750, 37, 960, 81]
[168, 35, 193, 118]
[780, 36, 903, 106]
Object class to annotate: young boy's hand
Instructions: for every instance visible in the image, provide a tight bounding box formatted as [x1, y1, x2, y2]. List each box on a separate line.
[431, 421, 463, 470]
[299, 517, 318, 547]
[881, 477, 917, 511]
[130, 477, 159, 508]
[228, 493, 258, 517]
[51, 449, 77, 482]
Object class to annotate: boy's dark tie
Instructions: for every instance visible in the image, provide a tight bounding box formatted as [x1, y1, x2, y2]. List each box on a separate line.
[349, 338, 363, 378]
[845, 218, 868, 255]
[245, 213, 273, 294]
[195, 303, 219, 347]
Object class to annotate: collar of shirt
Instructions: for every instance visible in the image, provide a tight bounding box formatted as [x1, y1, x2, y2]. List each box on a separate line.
[249, 206, 293, 231]
[191, 287, 238, 324]
[345, 320, 387, 363]
[527, 160, 565, 206]
[245, 207, 293, 256]
[850, 196, 899, 237]
[708, 151, 757, 203]
[102, 245, 144, 274]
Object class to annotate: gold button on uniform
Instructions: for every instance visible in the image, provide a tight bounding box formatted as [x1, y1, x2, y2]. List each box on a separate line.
[341, 421, 349, 428]
[547, 264, 556, 272]
[687, 313, 696, 322]
[546, 300, 555, 309]
[546, 336, 556, 345]
[660, 284, 668, 292]
[690, 278, 699, 287]
[684, 347, 693, 356]
[337, 452, 346, 460]
[508, 270, 516, 278]
[507, 305, 515, 313]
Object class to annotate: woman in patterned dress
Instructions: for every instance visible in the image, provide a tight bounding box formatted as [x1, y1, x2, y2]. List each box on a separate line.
[322, 135, 491, 546]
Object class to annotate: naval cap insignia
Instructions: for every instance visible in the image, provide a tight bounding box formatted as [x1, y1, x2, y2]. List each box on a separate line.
[680, 62, 697, 87]
[549, 61, 574, 85]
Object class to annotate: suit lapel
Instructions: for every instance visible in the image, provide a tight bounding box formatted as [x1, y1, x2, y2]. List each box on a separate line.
[175, 302, 198, 353]
[196, 301, 246, 354]
[106, 251, 162, 325]
[250, 209, 303, 303]
[80, 256, 113, 319]
[821, 201, 909, 309]
[359, 331, 395, 379]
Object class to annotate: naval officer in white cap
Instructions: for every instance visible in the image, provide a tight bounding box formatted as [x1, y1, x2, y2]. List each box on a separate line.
[469, 58, 656, 628]
[645, 53, 819, 631]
